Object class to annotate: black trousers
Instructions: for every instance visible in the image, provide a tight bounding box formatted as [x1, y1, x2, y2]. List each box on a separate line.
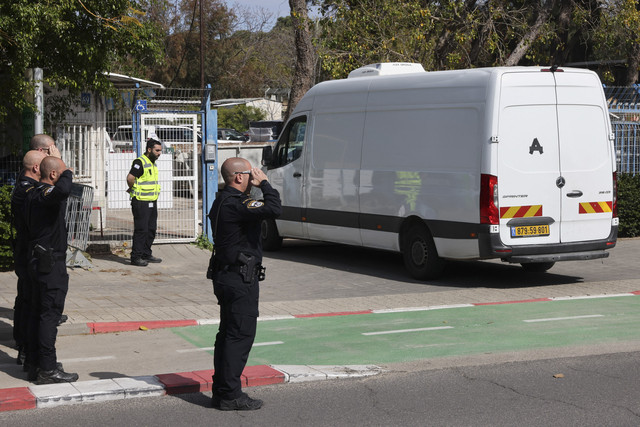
[131, 198, 157, 259]
[212, 270, 259, 400]
[27, 259, 68, 371]
[13, 262, 29, 347]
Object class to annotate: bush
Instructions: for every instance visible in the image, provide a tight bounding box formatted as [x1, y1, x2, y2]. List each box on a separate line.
[0, 185, 15, 271]
[217, 105, 265, 132]
[617, 173, 640, 237]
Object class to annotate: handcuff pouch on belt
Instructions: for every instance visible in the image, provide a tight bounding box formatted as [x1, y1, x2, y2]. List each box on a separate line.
[206, 250, 219, 280]
[33, 244, 55, 274]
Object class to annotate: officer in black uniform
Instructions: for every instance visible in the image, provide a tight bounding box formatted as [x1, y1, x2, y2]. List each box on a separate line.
[208, 157, 281, 411]
[11, 150, 47, 366]
[25, 156, 78, 384]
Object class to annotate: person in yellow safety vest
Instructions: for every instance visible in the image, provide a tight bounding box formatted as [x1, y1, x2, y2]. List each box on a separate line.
[126, 138, 163, 266]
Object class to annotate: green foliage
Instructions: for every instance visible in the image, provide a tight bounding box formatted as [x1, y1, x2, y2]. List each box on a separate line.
[217, 105, 265, 132]
[192, 233, 213, 251]
[0, 0, 165, 121]
[617, 173, 640, 238]
[316, 0, 640, 83]
[0, 185, 15, 271]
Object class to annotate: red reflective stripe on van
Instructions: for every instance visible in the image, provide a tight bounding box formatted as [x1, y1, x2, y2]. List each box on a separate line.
[499, 205, 542, 219]
[578, 201, 613, 214]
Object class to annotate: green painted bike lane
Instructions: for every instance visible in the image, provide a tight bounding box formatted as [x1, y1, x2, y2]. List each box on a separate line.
[171, 296, 640, 366]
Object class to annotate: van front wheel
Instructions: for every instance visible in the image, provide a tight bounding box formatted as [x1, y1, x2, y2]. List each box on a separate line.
[402, 225, 444, 280]
[261, 219, 283, 251]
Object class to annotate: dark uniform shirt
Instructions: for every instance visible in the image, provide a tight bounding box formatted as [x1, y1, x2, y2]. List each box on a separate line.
[208, 181, 281, 266]
[128, 158, 145, 179]
[11, 172, 39, 264]
[25, 170, 73, 254]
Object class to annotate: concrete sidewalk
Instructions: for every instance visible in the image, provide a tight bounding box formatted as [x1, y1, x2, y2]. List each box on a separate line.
[3, 240, 640, 334]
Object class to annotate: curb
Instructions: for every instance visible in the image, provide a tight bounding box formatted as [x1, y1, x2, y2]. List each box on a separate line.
[0, 364, 383, 412]
[61, 290, 640, 336]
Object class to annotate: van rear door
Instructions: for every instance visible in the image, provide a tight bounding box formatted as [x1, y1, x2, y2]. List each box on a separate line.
[497, 71, 561, 246]
[554, 71, 614, 242]
[497, 70, 613, 247]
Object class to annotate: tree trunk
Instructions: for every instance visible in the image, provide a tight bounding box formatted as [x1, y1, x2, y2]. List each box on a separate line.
[624, 42, 640, 85]
[503, 0, 556, 66]
[285, 0, 315, 122]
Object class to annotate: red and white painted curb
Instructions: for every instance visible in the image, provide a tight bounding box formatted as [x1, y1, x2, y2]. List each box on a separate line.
[82, 290, 640, 334]
[0, 364, 383, 412]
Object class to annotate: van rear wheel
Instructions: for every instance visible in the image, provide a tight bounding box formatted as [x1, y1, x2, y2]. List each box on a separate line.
[402, 224, 444, 280]
[520, 262, 555, 273]
[261, 219, 283, 251]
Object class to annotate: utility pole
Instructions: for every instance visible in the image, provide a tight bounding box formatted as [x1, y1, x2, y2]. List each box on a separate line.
[200, 0, 204, 90]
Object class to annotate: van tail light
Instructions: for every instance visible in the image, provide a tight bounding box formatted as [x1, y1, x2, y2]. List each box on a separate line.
[480, 174, 499, 225]
[612, 172, 618, 218]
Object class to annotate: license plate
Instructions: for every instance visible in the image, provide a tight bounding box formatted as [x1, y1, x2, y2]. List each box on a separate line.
[511, 224, 550, 238]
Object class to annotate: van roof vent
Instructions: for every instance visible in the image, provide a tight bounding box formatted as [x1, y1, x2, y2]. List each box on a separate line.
[348, 62, 426, 78]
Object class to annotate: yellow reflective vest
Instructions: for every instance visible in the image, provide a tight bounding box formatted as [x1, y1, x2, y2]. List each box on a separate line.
[131, 154, 160, 201]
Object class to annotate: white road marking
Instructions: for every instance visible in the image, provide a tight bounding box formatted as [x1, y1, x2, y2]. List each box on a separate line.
[176, 341, 284, 353]
[373, 304, 474, 314]
[523, 314, 604, 323]
[59, 356, 116, 363]
[362, 326, 454, 336]
[551, 294, 632, 301]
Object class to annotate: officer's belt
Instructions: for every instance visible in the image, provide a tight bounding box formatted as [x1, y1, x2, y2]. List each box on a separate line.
[220, 264, 243, 273]
[219, 263, 260, 273]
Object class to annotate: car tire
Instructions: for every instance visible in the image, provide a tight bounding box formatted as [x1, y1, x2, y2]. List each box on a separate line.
[402, 223, 444, 280]
[261, 219, 283, 251]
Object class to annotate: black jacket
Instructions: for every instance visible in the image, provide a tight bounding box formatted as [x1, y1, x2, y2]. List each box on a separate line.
[208, 181, 281, 265]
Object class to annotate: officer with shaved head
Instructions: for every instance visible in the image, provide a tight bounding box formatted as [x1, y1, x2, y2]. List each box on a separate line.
[207, 157, 281, 411]
[10, 150, 47, 366]
[25, 156, 78, 384]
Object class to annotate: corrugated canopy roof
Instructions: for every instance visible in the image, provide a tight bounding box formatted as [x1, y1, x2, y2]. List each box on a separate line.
[106, 72, 165, 89]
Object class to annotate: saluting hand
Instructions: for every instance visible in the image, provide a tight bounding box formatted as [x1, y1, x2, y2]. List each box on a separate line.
[250, 167, 268, 186]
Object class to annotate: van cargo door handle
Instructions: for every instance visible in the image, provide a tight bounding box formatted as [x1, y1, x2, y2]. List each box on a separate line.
[293, 172, 302, 178]
[566, 190, 583, 198]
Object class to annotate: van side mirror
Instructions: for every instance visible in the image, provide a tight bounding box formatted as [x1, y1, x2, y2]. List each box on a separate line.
[262, 145, 273, 167]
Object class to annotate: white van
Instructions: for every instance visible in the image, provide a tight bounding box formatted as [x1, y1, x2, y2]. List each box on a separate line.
[260, 63, 618, 279]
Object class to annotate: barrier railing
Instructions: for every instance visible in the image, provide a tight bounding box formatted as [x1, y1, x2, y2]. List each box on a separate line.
[64, 183, 94, 267]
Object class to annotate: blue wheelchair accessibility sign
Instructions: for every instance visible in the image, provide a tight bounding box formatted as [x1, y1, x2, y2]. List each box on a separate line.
[135, 100, 148, 112]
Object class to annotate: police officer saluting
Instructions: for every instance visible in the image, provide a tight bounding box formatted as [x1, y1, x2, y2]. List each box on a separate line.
[126, 138, 163, 266]
[11, 150, 47, 366]
[208, 157, 281, 411]
[25, 156, 78, 384]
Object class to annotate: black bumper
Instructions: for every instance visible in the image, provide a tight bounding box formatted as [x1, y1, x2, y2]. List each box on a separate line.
[478, 225, 618, 264]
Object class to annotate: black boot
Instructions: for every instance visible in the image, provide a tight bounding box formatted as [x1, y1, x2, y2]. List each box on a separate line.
[36, 367, 78, 384]
[16, 345, 25, 365]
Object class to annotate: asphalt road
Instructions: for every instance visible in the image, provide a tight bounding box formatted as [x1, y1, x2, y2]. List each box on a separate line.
[2, 350, 640, 426]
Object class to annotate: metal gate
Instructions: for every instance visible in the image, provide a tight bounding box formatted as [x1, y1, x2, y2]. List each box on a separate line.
[140, 113, 199, 243]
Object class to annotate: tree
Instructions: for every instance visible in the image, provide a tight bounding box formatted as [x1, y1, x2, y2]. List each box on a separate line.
[0, 0, 165, 121]
[315, 0, 640, 84]
[286, 0, 316, 120]
[592, 0, 640, 85]
[217, 104, 265, 131]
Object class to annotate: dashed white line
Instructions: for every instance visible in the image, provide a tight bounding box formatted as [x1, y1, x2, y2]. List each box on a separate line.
[362, 326, 454, 336]
[59, 356, 116, 363]
[523, 314, 604, 323]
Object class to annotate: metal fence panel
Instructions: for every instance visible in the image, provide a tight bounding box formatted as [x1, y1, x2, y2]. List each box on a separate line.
[605, 85, 640, 175]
